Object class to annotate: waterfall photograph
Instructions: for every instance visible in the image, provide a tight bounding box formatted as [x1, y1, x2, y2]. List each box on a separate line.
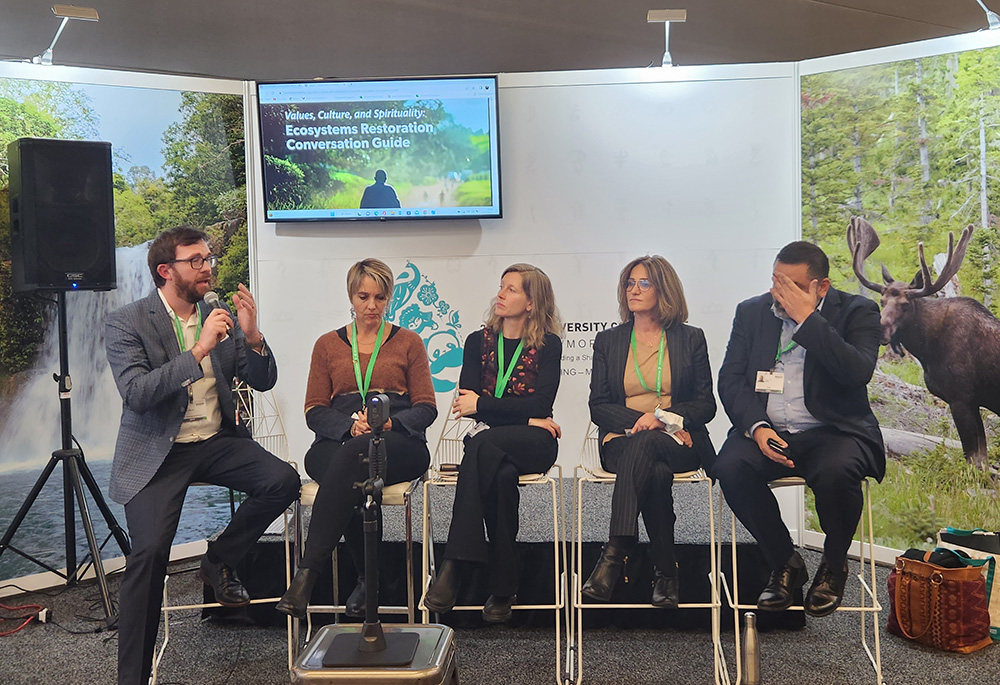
[0, 77, 248, 581]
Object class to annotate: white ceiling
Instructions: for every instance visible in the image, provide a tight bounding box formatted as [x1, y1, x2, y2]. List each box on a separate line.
[0, 0, 996, 81]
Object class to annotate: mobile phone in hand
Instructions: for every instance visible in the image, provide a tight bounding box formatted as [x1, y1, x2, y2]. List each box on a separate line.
[767, 438, 790, 456]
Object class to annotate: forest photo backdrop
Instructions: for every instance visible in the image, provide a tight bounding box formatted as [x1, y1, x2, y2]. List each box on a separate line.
[802, 44, 1000, 549]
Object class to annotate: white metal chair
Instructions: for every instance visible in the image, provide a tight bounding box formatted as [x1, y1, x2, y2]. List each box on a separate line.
[719, 476, 883, 685]
[153, 385, 295, 683]
[419, 414, 566, 685]
[568, 423, 727, 685]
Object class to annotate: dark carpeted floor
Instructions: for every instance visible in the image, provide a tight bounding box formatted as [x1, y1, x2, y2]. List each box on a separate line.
[1, 479, 997, 684]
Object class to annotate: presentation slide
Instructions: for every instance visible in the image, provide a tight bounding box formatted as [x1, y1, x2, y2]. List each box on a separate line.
[257, 76, 501, 221]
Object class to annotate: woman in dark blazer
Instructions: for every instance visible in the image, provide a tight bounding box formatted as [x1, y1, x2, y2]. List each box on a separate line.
[581, 255, 716, 608]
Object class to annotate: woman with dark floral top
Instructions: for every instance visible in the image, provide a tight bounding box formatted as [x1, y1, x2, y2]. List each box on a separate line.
[423, 263, 562, 623]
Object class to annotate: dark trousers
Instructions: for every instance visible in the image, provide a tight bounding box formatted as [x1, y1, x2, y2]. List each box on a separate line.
[443, 425, 558, 596]
[300, 431, 429, 572]
[714, 426, 869, 571]
[602, 431, 702, 572]
[117, 432, 300, 685]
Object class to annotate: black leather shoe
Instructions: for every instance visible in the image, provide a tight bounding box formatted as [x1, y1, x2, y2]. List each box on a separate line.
[756, 552, 808, 612]
[199, 556, 250, 607]
[804, 557, 849, 617]
[482, 594, 514, 623]
[581, 541, 630, 602]
[345, 577, 366, 618]
[424, 559, 461, 613]
[651, 571, 679, 609]
[276, 567, 319, 619]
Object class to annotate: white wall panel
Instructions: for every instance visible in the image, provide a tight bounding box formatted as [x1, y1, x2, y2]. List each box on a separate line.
[251, 65, 799, 468]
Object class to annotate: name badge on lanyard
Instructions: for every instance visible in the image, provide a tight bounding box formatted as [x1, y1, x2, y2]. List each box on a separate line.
[755, 370, 784, 394]
[757, 337, 796, 394]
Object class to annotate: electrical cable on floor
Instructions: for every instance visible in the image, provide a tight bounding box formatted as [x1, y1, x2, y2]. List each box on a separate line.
[0, 601, 43, 636]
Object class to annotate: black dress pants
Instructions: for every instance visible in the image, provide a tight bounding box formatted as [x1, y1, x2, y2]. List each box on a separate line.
[713, 425, 869, 571]
[601, 430, 701, 572]
[443, 425, 558, 596]
[117, 433, 300, 685]
[300, 431, 429, 572]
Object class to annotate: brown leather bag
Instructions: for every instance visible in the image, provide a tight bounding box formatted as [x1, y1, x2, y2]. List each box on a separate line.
[887, 549, 993, 653]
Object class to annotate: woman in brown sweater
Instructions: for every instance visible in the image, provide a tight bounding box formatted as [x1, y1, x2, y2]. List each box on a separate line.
[277, 258, 436, 619]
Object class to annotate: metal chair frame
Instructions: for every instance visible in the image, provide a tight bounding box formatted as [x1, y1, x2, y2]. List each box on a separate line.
[568, 424, 728, 685]
[154, 384, 295, 683]
[419, 415, 566, 685]
[719, 476, 884, 685]
[153, 502, 293, 683]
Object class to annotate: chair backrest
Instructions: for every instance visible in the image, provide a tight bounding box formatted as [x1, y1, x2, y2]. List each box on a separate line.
[580, 422, 605, 477]
[431, 414, 476, 475]
[235, 382, 290, 461]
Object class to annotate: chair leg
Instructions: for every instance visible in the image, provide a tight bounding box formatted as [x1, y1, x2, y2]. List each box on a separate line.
[549, 471, 563, 685]
[421, 479, 433, 623]
[405, 489, 415, 623]
[859, 480, 884, 685]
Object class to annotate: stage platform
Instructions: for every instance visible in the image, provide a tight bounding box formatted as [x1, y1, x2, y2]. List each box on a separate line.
[207, 478, 804, 631]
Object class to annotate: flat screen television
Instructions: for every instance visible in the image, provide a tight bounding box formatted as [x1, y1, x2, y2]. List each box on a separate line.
[256, 75, 501, 222]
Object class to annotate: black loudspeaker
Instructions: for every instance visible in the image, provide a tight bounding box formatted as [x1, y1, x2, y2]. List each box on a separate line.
[8, 138, 116, 292]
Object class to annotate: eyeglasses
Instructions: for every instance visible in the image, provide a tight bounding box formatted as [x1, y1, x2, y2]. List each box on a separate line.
[167, 255, 218, 270]
[624, 278, 652, 292]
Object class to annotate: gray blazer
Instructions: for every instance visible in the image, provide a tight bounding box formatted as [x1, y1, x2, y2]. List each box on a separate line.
[104, 290, 277, 504]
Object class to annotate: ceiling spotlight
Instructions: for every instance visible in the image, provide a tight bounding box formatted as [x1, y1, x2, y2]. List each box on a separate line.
[647, 10, 687, 67]
[31, 5, 100, 66]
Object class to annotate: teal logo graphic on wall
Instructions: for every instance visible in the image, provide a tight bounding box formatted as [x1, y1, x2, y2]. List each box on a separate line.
[387, 262, 463, 392]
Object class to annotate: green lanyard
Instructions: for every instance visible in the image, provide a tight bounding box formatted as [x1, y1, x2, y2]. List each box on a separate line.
[171, 309, 202, 353]
[630, 328, 665, 398]
[351, 319, 386, 407]
[774, 338, 798, 366]
[494, 335, 525, 398]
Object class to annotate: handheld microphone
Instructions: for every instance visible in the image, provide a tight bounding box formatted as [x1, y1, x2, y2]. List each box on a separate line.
[203, 291, 224, 310]
[203, 291, 232, 335]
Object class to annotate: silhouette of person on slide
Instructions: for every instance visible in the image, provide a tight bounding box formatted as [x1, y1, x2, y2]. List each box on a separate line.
[359, 169, 401, 209]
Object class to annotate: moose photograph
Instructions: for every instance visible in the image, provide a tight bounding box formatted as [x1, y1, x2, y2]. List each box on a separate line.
[802, 46, 1000, 549]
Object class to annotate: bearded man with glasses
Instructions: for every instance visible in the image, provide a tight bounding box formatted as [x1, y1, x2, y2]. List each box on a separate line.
[105, 226, 299, 685]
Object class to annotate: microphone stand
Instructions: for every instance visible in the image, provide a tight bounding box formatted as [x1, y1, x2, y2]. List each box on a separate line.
[322, 394, 420, 666]
[358, 430, 387, 651]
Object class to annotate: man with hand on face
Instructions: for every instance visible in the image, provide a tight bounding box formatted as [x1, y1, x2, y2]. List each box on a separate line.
[714, 241, 884, 618]
[105, 226, 299, 685]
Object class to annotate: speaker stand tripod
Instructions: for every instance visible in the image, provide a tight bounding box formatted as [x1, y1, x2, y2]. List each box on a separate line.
[0, 291, 130, 626]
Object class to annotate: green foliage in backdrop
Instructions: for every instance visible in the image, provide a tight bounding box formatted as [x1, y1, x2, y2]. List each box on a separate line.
[0, 82, 248, 379]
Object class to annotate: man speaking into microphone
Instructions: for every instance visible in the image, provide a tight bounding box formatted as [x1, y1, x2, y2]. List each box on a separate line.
[105, 226, 299, 685]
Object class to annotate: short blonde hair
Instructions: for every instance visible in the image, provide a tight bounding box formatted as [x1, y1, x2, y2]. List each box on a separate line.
[347, 258, 394, 299]
[617, 255, 688, 329]
[485, 263, 562, 349]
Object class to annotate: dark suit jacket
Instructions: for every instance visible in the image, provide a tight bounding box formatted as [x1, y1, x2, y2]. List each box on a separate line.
[589, 320, 717, 469]
[717, 287, 885, 481]
[104, 290, 277, 504]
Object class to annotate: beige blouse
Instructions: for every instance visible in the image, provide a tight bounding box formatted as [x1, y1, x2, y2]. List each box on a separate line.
[604, 338, 672, 443]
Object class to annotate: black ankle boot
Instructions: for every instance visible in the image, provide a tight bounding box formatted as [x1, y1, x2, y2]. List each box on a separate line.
[345, 577, 366, 618]
[276, 567, 319, 619]
[424, 560, 462, 613]
[651, 570, 679, 609]
[482, 594, 515, 623]
[581, 540, 630, 602]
